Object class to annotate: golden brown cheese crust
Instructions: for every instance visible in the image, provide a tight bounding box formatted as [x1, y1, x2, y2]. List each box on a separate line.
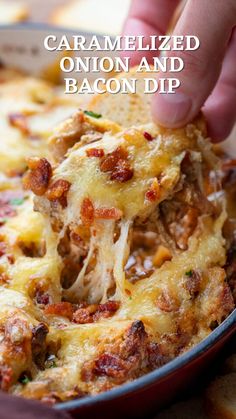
[0, 70, 235, 404]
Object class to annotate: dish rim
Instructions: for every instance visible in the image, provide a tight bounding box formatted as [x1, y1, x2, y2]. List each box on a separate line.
[0, 23, 235, 412]
[56, 309, 236, 411]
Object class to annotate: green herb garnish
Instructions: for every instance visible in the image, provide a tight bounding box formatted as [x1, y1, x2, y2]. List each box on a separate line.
[20, 375, 31, 385]
[48, 360, 57, 368]
[10, 198, 24, 206]
[84, 110, 102, 119]
[185, 270, 193, 277]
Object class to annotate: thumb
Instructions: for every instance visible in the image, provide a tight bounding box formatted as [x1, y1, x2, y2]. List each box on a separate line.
[152, 0, 236, 128]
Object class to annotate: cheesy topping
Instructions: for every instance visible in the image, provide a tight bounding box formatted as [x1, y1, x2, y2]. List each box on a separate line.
[0, 69, 235, 405]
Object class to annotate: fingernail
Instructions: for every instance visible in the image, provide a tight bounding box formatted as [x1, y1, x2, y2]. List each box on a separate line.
[152, 92, 192, 127]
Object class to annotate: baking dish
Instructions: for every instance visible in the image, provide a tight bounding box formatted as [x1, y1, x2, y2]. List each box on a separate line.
[0, 24, 235, 419]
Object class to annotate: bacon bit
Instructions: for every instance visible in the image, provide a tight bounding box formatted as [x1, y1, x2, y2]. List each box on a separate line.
[36, 291, 50, 305]
[82, 320, 147, 382]
[73, 301, 120, 324]
[100, 146, 134, 183]
[8, 113, 29, 135]
[23, 157, 52, 196]
[143, 131, 154, 141]
[7, 254, 15, 264]
[147, 342, 171, 369]
[156, 290, 179, 312]
[145, 178, 161, 202]
[100, 146, 128, 172]
[93, 353, 126, 378]
[0, 365, 13, 391]
[185, 269, 201, 298]
[81, 197, 94, 225]
[44, 302, 73, 320]
[153, 245, 172, 268]
[72, 307, 94, 324]
[110, 160, 134, 182]
[94, 207, 123, 220]
[86, 148, 104, 158]
[125, 288, 132, 297]
[46, 179, 71, 208]
[0, 273, 9, 284]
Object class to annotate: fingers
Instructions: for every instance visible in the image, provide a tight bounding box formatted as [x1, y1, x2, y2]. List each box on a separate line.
[203, 27, 236, 141]
[121, 0, 180, 64]
[152, 0, 236, 128]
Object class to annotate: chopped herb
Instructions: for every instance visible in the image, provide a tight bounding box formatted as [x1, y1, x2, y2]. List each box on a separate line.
[129, 295, 132, 300]
[19, 374, 31, 385]
[84, 110, 102, 119]
[45, 354, 57, 368]
[10, 198, 24, 206]
[48, 360, 57, 368]
[185, 270, 193, 277]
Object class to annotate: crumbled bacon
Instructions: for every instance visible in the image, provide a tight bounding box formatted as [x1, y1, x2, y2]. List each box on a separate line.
[8, 113, 29, 135]
[35, 291, 50, 305]
[81, 320, 148, 383]
[100, 146, 133, 183]
[23, 158, 52, 196]
[110, 160, 134, 182]
[156, 290, 179, 312]
[185, 269, 201, 298]
[44, 302, 73, 321]
[86, 148, 104, 158]
[147, 342, 171, 369]
[94, 207, 122, 220]
[93, 353, 126, 378]
[80, 197, 94, 225]
[7, 255, 15, 264]
[143, 131, 154, 141]
[100, 146, 128, 172]
[0, 273, 9, 284]
[145, 178, 160, 202]
[73, 301, 120, 324]
[46, 179, 71, 208]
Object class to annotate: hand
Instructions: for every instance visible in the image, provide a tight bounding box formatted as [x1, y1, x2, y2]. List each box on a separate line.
[122, 0, 236, 141]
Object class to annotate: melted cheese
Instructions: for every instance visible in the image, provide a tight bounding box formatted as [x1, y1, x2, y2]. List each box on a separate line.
[0, 70, 234, 403]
